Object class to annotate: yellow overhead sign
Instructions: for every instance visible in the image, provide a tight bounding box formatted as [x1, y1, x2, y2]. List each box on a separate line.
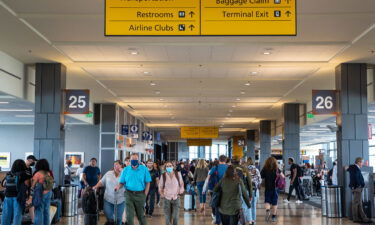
[105, 0, 201, 36]
[105, 0, 296, 36]
[201, 0, 296, 35]
[181, 127, 219, 139]
[187, 139, 213, 146]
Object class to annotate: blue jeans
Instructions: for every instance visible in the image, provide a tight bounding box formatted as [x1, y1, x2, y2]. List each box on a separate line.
[249, 190, 259, 222]
[104, 199, 125, 225]
[34, 191, 52, 225]
[1, 197, 23, 225]
[197, 182, 206, 203]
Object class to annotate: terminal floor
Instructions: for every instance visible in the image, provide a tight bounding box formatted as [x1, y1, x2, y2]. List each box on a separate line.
[57, 198, 364, 225]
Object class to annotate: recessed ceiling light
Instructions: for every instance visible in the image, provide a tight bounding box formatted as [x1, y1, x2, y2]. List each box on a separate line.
[229, 110, 233, 113]
[232, 105, 236, 108]
[236, 98, 241, 101]
[150, 81, 156, 86]
[143, 71, 150, 74]
[159, 98, 164, 101]
[251, 71, 258, 75]
[244, 81, 251, 86]
[163, 104, 168, 108]
[128, 48, 139, 55]
[263, 52, 271, 55]
[0, 102, 9, 104]
[155, 90, 161, 95]
[240, 91, 246, 95]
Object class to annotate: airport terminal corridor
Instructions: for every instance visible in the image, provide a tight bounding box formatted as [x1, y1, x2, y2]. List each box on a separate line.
[0, 0, 375, 225]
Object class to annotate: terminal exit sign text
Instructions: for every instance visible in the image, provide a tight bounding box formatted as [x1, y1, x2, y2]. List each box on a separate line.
[105, 0, 296, 36]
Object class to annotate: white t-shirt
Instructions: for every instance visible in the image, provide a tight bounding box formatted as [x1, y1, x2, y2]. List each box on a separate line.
[76, 167, 84, 181]
[100, 170, 125, 204]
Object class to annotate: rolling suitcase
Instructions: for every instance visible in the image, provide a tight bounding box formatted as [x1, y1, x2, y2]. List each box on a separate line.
[82, 187, 98, 225]
[184, 194, 196, 211]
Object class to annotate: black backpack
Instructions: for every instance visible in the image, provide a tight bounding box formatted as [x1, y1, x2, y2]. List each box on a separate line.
[296, 165, 304, 177]
[235, 167, 250, 192]
[82, 187, 97, 214]
[3, 172, 20, 193]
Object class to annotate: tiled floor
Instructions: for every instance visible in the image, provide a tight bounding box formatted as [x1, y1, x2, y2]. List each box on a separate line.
[58, 197, 365, 225]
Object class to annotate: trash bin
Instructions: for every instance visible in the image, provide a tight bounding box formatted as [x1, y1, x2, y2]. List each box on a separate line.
[326, 185, 342, 218]
[321, 185, 327, 216]
[62, 185, 78, 217]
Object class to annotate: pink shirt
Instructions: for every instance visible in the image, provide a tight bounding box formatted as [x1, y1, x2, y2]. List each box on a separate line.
[158, 172, 185, 200]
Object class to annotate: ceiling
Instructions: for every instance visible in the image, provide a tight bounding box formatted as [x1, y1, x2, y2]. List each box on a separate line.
[0, 0, 375, 140]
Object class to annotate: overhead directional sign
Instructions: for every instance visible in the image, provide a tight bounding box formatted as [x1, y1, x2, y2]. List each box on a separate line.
[187, 139, 213, 146]
[201, 0, 296, 35]
[105, 0, 296, 36]
[181, 127, 219, 139]
[312, 90, 338, 115]
[63, 90, 90, 114]
[105, 0, 200, 36]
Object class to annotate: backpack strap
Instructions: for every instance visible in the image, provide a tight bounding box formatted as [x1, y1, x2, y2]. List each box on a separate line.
[174, 171, 180, 188]
[162, 173, 167, 190]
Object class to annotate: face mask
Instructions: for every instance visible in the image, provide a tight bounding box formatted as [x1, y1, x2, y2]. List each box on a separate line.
[131, 160, 139, 167]
[166, 167, 173, 173]
[148, 168, 152, 171]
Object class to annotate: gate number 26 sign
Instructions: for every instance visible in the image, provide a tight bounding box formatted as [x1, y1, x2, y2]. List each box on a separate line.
[64, 89, 90, 114]
[312, 90, 338, 115]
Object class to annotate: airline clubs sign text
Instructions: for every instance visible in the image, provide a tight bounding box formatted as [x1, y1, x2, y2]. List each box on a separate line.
[105, 0, 296, 36]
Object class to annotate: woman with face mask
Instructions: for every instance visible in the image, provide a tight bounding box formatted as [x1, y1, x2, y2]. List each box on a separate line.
[94, 160, 125, 225]
[159, 161, 184, 225]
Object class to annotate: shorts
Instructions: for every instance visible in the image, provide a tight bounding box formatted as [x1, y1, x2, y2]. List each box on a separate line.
[264, 190, 278, 206]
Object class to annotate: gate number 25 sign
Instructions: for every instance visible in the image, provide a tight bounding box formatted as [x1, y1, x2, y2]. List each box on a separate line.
[64, 89, 90, 114]
[312, 90, 338, 115]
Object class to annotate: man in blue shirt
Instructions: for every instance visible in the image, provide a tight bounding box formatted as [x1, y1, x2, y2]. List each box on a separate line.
[82, 158, 101, 187]
[115, 153, 151, 225]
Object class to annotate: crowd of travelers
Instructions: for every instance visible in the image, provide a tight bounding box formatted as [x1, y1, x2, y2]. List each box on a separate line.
[0, 154, 372, 225]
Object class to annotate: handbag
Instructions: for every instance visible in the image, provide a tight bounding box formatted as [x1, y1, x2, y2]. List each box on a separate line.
[275, 169, 286, 190]
[209, 182, 222, 208]
[238, 183, 246, 225]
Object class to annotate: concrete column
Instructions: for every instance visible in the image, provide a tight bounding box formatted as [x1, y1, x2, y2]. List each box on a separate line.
[260, 120, 272, 168]
[336, 63, 371, 217]
[282, 103, 301, 166]
[98, 103, 117, 174]
[246, 130, 256, 160]
[34, 63, 66, 185]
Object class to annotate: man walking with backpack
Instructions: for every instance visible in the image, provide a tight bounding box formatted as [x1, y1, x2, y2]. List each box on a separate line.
[158, 161, 184, 225]
[204, 155, 228, 225]
[284, 158, 304, 204]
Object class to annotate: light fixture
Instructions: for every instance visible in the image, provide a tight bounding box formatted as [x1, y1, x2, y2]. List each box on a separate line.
[150, 81, 156, 86]
[15, 115, 34, 118]
[128, 48, 139, 55]
[159, 98, 164, 101]
[236, 98, 241, 101]
[155, 90, 161, 95]
[250, 71, 258, 75]
[244, 81, 251, 86]
[0, 109, 33, 112]
[240, 91, 246, 95]
[229, 110, 233, 113]
[263, 52, 271, 55]
[0, 102, 9, 104]
[232, 105, 236, 108]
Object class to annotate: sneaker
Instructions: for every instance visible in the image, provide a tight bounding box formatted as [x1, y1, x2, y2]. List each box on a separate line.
[211, 214, 215, 220]
[265, 210, 271, 222]
[283, 199, 290, 203]
[296, 200, 303, 204]
[271, 215, 277, 222]
[157, 202, 161, 207]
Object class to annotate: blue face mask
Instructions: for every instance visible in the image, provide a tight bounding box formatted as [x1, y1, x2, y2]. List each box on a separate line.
[131, 160, 139, 167]
[166, 167, 173, 173]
